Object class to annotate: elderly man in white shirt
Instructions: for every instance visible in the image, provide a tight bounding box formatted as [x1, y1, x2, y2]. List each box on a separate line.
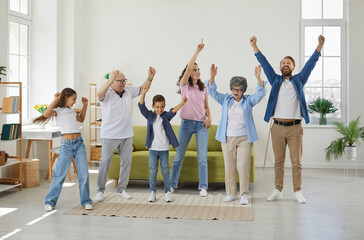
[95, 67, 156, 201]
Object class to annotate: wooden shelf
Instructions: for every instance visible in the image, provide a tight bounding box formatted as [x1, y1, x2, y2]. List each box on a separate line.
[0, 82, 23, 192]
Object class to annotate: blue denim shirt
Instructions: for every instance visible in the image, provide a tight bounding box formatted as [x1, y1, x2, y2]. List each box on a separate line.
[138, 103, 179, 149]
[205, 80, 267, 143]
[255, 50, 321, 124]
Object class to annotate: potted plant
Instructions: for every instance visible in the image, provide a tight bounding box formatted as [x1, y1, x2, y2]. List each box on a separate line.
[308, 98, 338, 125]
[0, 64, 7, 82]
[325, 116, 364, 161]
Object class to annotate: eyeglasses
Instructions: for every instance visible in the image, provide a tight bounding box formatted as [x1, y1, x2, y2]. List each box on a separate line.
[231, 88, 243, 93]
[114, 79, 128, 84]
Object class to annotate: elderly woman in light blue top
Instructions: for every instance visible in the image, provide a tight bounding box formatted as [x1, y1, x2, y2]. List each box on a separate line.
[206, 64, 266, 205]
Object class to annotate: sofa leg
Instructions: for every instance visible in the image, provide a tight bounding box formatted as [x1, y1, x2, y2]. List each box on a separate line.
[114, 179, 118, 188]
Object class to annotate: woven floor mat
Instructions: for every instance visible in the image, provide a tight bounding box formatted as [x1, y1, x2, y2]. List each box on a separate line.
[64, 192, 253, 221]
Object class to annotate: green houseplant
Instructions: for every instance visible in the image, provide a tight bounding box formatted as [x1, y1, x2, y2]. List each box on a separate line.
[325, 116, 364, 161]
[308, 98, 338, 125]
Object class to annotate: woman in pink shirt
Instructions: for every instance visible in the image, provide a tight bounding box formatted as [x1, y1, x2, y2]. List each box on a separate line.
[170, 39, 211, 197]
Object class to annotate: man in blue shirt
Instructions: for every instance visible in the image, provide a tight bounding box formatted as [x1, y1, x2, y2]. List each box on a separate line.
[250, 35, 325, 204]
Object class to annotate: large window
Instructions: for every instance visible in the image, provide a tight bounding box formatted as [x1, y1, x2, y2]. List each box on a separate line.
[8, 0, 31, 121]
[300, 0, 347, 124]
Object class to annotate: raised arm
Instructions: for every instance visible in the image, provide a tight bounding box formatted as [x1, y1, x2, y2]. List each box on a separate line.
[299, 35, 325, 85]
[76, 97, 88, 122]
[43, 93, 60, 118]
[180, 39, 205, 86]
[139, 67, 156, 92]
[172, 96, 187, 114]
[247, 65, 267, 106]
[316, 35, 325, 53]
[139, 86, 149, 105]
[138, 86, 151, 118]
[250, 36, 260, 54]
[206, 64, 226, 105]
[255, 65, 264, 87]
[250, 36, 279, 84]
[97, 70, 118, 101]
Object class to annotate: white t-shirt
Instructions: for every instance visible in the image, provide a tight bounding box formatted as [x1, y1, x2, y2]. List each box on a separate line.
[100, 86, 140, 139]
[53, 107, 80, 135]
[226, 99, 247, 137]
[273, 79, 301, 119]
[150, 115, 170, 151]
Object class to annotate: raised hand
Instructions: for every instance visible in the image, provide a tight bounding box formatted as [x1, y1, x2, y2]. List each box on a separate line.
[148, 67, 156, 81]
[82, 97, 88, 105]
[250, 36, 257, 46]
[210, 64, 218, 79]
[317, 35, 325, 52]
[54, 92, 61, 99]
[197, 38, 205, 53]
[254, 65, 262, 78]
[318, 35, 325, 45]
[110, 70, 119, 80]
[250, 36, 260, 54]
[141, 86, 149, 95]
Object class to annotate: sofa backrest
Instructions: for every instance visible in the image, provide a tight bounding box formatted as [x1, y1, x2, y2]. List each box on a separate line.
[132, 125, 221, 151]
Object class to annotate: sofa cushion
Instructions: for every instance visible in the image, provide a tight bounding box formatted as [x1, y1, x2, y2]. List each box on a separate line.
[207, 125, 222, 151]
[133, 125, 148, 151]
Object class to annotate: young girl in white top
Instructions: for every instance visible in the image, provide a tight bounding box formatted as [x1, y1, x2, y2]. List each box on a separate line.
[34, 88, 93, 211]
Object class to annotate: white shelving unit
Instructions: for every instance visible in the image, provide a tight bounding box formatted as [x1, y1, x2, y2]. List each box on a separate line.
[89, 84, 102, 166]
[0, 82, 22, 192]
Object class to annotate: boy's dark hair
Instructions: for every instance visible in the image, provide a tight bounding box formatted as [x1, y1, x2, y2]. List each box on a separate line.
[280, 56, 296, 66]
[152, 94, 165, 105]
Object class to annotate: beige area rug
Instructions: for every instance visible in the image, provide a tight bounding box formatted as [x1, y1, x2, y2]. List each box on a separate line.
[64, 192, 253, 221]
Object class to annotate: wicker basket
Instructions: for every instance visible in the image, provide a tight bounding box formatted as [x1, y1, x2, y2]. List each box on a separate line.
[12, 159, 40, 188]
[90, 146, 102, 162]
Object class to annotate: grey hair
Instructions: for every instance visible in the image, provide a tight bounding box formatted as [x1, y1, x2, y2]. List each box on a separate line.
[230, 76, 247, 93]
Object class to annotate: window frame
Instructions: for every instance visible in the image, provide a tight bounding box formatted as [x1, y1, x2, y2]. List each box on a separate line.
[299, 0, 348, 125]
[7, 0, 32, 123]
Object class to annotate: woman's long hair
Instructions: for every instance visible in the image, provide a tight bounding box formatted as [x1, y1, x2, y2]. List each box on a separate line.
[176, 63, 205, 94]
[33, 88, 77, 124]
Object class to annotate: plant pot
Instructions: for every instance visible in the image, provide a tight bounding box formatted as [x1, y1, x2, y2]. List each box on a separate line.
[345, 146, 356, 161]
[319, 113, 327, 125]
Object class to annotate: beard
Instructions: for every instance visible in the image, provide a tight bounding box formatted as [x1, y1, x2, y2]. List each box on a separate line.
[281, 68, 292, 77]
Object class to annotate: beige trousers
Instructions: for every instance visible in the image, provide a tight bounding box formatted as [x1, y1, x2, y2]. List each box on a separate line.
[271, 123, 303, 192]
[221, 136, 252, 195]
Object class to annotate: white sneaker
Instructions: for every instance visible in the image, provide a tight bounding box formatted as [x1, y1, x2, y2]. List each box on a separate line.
[223, 195, 238, 202]
[267, 189, 282, 201]
[199, 189, 208, 197]
[170, 187, 174, 194]
[44, 205, 54, 212]
[294, 191, 307, 204]
[117, 190, 132, 199]
[95, 192, 104, 202]
[165, 191, 173, 202]
[240, 193, 248, 205]
[148, 191, 156, 202]
[84, 204, 93, 210]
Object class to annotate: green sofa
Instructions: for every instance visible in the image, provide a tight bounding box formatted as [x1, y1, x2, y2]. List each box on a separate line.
[107, 125, 255, 186]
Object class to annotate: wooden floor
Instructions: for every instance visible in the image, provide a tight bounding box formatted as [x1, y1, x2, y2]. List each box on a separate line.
[0, 167, 363, 240]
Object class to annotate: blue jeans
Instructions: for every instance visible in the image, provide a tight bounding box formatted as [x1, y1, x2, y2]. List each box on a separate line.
[149, 150, 170, 193]
[170, 119, 209, 190]
[45, 136, 92, 207]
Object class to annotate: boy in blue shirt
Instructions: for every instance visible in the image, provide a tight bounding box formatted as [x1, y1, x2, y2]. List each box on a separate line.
[138, 87, 187, 202]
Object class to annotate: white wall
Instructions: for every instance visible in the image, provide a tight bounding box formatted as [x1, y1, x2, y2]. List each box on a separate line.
[28, 0, 364, 169]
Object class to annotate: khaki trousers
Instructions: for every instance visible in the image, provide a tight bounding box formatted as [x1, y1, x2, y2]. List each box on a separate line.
[221, 136, 252, 195]
[271, 123, 303, 192]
